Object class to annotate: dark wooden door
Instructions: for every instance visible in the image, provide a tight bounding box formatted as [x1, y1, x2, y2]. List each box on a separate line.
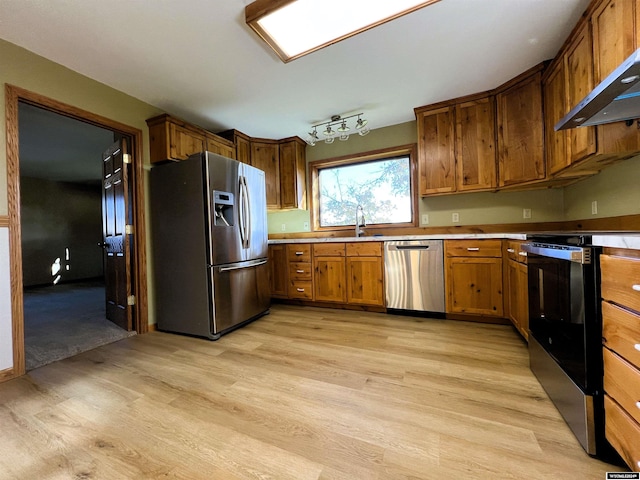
[102, 138, 132, 330]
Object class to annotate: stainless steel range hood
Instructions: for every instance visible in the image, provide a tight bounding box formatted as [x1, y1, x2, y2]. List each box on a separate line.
[555, 48, 640, 131]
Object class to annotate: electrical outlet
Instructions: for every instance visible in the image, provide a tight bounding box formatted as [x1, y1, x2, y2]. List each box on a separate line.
[452, 212, 459, 223]
[281, 223, 286, 231]
[523, 208, 531, 219]
[303, 221, 309, 231]
[421, 214, 429, 225]
[591, 200, 598, 215]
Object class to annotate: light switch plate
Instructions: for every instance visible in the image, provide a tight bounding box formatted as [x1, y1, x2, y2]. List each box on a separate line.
[421, 214, 429, 225]
[523, 208, 531, 219]
[303, 221, 310, 231]
[452, 212, 459, 223]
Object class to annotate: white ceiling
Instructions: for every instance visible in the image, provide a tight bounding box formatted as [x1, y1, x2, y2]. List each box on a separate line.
[1, 0, 590, 142]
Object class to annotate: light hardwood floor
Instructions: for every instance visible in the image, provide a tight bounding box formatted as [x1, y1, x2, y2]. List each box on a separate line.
[0, 305, 624, 479]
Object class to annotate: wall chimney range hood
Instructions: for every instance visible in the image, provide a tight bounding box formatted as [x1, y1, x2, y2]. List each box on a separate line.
[555, 48, 640, 131]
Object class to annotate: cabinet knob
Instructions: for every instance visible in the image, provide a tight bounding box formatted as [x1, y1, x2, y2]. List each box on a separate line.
[633, 284, 640, 292]
[635, 344, 640, 351]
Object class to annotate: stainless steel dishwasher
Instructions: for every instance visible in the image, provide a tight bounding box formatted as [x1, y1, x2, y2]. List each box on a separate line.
[384, 240, 445, 314]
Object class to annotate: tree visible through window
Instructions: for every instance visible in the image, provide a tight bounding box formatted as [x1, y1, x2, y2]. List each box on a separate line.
[318, 155, 412, 227]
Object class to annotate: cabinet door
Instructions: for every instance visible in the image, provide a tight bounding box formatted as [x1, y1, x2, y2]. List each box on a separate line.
[416, 106, 456, 195]
[565, 23, 596, 164]
[455, 97, 496, 192]
[206, 134, 236, 160]
[251, 141, 280, 209]
[544, 61, 570, 175]
[446, 257, 503, 316]
[592, 0, 640, 155]
[279, 139, 307, 209]
[497, 72, 545, 186]
[516, 261, 529, 339]
[313, 257, 346, 303]
[268, 245, 288, 298]
[346, 256, 384, 306]
[236, 134, 251, 164]
[170, 123, 205, 161]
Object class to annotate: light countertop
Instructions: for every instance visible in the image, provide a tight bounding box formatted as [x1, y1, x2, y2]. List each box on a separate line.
[268, 233, 527, 244]
[592, 234, 640, 250]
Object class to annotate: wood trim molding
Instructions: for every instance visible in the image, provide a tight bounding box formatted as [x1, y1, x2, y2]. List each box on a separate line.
[0, 216, 8, 227]
[4, 84, 150, 380]
[0, 367, 15, 383]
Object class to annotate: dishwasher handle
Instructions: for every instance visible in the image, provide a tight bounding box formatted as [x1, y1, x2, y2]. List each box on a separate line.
[391, 245, 431, 251]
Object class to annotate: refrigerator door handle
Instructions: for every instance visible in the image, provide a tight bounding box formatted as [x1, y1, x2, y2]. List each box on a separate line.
[242, 175, 251, 249]
[219, 259, 267, 272]
[238, 177, 247, 247]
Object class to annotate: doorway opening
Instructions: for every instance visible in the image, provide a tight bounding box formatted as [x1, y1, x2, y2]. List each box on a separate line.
[19, 102, 135, 370]
[5, 84, 149, 379]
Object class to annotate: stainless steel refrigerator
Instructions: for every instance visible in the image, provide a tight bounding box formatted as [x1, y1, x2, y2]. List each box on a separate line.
[150, 151, 270, 339]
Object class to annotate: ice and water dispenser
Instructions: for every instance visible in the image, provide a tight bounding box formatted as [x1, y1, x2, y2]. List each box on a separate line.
[212, 191, 234, 227]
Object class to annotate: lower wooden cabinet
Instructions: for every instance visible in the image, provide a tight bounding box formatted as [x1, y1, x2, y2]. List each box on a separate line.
[268, 244, 288, 299]
[506, 240, 529, 340]
[269, 241, 384, 309]
[445, 240, 503, 316]
[601, 249, 640, 470]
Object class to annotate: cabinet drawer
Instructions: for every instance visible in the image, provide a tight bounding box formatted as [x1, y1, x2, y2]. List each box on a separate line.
[346, 242, 382, 257]
[287, 244, 311, 262]
[289, 262, 312, 280]
[603, 301, 640, 370]
[604, 348, 640, 425]
[601, 254, 640, 313]
[313, 243, 345, 257]
[506, 240, 528, 264]
[445, 239, 503, 258]
[289, 281, 313, 299]
[604, 394, 640, 471]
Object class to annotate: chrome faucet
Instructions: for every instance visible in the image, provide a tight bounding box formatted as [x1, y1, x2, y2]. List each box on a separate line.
[355, 204, 366, 237]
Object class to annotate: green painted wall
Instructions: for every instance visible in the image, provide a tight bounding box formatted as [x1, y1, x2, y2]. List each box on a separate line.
[268, 120, 567, 233]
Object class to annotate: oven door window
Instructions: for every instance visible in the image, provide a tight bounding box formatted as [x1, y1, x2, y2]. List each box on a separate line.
[528, 254, 587, 389]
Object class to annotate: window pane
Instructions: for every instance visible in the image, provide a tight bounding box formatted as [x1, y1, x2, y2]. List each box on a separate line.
[318, 156, 412, 227]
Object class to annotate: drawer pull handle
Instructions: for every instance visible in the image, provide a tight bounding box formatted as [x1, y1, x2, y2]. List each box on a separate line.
[296, 269, 304, 273]
[635, 344, 640, 351]
[636, 402, 640, 410]
[295, 251, 304, 256]
[296, 288, 305, 292]
[518, 252, 527, 257]
[507, 248, 515, 253]
[467, 247, 480, 251]
[633, 284, 640, 292]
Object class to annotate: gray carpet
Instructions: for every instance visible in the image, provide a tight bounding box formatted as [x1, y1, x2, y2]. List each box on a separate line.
[24, 280, 136, 371]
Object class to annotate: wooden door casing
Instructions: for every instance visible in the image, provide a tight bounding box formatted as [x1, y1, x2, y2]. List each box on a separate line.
[102, 139, 132, 331]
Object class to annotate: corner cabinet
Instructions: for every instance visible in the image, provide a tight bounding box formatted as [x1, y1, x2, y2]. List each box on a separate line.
[444, 240, 503, 316]
[496, 66, 545, 187]
[146, 114, 235, 163]
[219, 130, 307, 211]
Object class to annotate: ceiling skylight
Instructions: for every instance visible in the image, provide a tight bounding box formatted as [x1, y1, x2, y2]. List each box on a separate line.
[245, 0, 441, 63]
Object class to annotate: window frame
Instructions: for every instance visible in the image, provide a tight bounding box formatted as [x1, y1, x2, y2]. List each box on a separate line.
[309, 144, 418, 233]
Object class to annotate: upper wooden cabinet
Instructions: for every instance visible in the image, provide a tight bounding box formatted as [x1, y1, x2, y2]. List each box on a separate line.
[416, 96, 496, 196]
[544, 60, 570, 176]
[278, 137, 307, 210]
[219, 129, 251, 164]
[147, 114, 235, 163]
[455, 96, 496, 192]
[496, 66, 545, 187]
[251, 139, 280, 209]
[416, 105, 456, 195]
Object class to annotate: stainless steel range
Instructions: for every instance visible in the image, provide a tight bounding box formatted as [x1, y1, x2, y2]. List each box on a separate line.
[524, 234, 605, 456]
